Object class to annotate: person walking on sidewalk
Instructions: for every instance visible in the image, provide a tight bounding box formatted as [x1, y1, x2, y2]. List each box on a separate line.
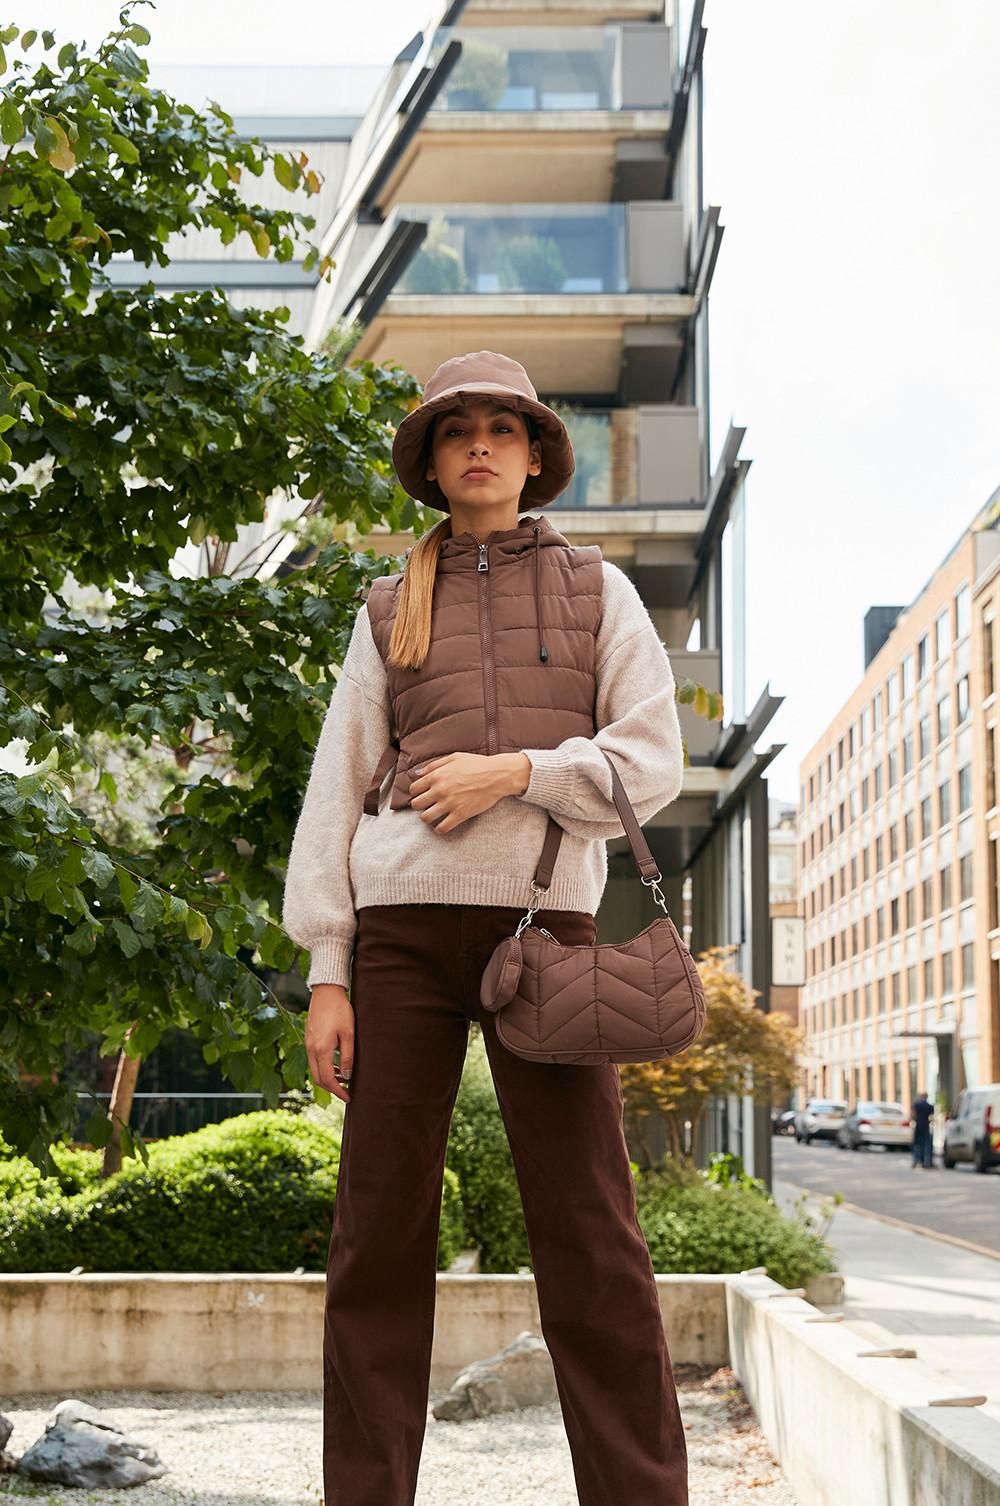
[282, 350, 691, 1506]
[911, 1090, 935, 1168]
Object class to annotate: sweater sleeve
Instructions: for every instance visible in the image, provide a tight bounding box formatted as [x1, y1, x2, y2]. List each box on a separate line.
[514, 561, 684, 840]
[281, 603, 390, 989]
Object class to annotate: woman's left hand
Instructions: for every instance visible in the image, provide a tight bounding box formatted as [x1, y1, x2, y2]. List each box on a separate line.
[408, 751, 530, 832]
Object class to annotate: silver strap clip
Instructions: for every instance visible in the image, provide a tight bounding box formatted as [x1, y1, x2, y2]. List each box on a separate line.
[640, 871, 671, 917]
[514, 880, 548, 937]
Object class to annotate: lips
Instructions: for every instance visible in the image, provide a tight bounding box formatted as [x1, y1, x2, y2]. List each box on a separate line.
[463, 467, 496, 477]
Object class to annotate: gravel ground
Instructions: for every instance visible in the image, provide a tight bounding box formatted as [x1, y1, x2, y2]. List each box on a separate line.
[0, 1364, 798, 1504]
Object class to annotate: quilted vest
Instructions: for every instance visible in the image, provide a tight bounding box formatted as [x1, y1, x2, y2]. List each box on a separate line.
[362, 513, 604, 814]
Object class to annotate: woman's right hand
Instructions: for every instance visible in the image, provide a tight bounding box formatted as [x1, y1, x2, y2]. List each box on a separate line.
[305, 983, 355, 1104]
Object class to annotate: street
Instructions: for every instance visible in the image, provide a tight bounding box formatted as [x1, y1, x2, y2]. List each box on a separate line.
[771, 1133, 1000, 1255]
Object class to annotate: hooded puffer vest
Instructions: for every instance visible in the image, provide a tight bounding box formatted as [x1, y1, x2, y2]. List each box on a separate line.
[362, 513, 604, 814]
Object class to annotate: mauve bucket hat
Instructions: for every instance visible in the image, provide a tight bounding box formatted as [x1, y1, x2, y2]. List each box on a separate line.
[390, 350, 575, 512]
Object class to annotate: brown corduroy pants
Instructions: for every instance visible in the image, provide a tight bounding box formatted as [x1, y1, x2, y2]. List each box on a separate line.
[322, 901, 690, 1506]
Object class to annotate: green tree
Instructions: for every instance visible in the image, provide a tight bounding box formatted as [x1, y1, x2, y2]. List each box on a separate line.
[0, 6, 425, 1170]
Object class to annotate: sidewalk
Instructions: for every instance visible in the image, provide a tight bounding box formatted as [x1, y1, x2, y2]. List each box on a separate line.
[775, 1176, 1000, 1424]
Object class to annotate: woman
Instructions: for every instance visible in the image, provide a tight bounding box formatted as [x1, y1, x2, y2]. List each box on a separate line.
[282, 350, 690, 1506]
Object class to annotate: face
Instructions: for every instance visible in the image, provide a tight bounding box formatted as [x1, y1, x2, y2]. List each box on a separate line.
[425, 397, 542, 509]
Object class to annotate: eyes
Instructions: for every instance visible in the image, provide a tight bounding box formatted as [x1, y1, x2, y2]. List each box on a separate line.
[442, 423, 514, 437]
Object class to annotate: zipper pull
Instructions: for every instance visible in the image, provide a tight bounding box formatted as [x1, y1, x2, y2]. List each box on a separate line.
[478, 543, 489, 572]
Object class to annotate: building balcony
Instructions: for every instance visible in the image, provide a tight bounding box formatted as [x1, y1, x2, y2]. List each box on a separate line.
[370, 24, 673, 207]
[552, 405, 705, 510]
[338, 201, 693, 397]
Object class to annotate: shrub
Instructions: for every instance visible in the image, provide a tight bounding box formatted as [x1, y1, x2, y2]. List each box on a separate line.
[445, 1030, 531, 1272]
[0, 1111, 466, 1274]
[635, 1163, 836, 1288]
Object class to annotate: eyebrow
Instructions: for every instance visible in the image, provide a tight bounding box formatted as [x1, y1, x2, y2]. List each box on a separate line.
[445, 404, 520, 419]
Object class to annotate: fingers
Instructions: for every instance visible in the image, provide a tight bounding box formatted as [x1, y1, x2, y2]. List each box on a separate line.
[306, 1027, 354, 1105]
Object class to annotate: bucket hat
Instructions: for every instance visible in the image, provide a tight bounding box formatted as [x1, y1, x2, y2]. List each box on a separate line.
[390, 350, 575, 512]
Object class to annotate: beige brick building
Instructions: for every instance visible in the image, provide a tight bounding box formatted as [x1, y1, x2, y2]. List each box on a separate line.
[798, 486, 1000, 1111]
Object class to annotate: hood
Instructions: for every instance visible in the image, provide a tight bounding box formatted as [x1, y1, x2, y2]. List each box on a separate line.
[436, 512, 571, 663]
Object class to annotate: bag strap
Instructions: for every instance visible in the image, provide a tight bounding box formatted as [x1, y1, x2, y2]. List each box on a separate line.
[532, 749, 661, 889]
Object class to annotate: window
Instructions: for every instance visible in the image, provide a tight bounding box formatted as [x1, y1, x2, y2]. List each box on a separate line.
[923, 957, 934, 997]
[887, 672, 899, 716]
[907, 962, 918, 1001]
[904, 811, 915, 851]
[876, 906, 885, 942]
[860, 705, 870, 743]
[987, 727, 997, 812]
[984, 616, 995, 699]
[922, 875, 933, 917]
[956, 675, 970, 726]
[877, 977, 886, 1013]
[937, 694, 951, 744]
[962, 942, 974, 990]
[959, 852, 973, 902]
[887, 749, 898, 788]
[902, 731, 913, 774]
[940, 864, 952, 910]
[917, 632, 929, 680]
[861, 774, 869, 812]
[918, 713, 931, 760]
[875, 834, 884, 871]
[862, 846, 870, 881]
[942, 950, 953, 995]
[920, 795, 932, 841]
[874, 763, 883, 799]
[873, 689, 883, 730]
[954, 582, 970, 640]
[891, 971, 901, 1006]
[939, 778, 951, 826]
[905, 887, 916, 928]
[935, 606, 951, 661]
[890, 896, 899, 934]
[958, 764, 972, 813]
[889, 822, 899, 862]
[901, 652, 914, 699]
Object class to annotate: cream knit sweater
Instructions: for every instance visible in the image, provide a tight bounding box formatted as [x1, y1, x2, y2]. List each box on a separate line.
[281, 559, 685, 989]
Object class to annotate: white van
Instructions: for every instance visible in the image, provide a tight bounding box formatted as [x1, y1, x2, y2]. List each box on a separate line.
[942, 1084, 1000, 1172]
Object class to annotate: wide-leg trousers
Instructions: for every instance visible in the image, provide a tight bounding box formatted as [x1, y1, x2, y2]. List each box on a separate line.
[322, 901, 690, 1506]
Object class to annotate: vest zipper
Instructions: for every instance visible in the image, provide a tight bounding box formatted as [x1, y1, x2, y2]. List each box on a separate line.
[478, 541, 499, 755]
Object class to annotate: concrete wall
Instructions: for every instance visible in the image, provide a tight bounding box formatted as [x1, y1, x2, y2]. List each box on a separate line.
[727, 1273, 1000, 1506]
[0, 1272, 732, 1394]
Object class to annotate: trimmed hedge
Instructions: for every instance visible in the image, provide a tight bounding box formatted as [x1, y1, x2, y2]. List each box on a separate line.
[0, 1049, 835, 1287]
[0, 1111, 467, 1274]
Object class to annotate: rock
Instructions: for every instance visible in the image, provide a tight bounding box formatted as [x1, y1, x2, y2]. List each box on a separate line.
[16, 1398, 167, 1487]
[432, 1330, 558, 1421]
[0, 1409, 15, 1473]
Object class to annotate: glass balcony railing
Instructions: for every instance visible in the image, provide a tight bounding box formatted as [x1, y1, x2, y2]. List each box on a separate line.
[392, 204, 628, 295]
[426, 25, 672, 112]
[553, 410, 615, 509]
[540, 408, 705, 510]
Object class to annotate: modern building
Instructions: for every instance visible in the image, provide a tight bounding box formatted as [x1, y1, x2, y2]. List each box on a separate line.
[798, 487, 1000, 1114]
[135, 0, 783, 1178]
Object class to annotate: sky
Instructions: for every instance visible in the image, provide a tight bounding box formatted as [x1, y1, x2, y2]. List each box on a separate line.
[13, 0, 1000, 804]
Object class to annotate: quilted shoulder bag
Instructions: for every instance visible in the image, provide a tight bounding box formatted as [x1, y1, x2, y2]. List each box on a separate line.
[480, 750, 707, 1065]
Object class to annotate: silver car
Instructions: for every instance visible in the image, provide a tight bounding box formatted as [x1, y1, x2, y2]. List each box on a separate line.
[836, 1100, 912, 1151]
[793, 1099, 849, 1143]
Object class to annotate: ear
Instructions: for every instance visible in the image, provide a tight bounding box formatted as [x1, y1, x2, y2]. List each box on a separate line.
[528, 438, 543, 476]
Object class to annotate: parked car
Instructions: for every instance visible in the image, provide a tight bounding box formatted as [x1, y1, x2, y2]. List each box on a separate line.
[836, 1101, 912, 1151]
[772, 1108, 797, 1136]
[793, 1099, 849, 1143]
[942, 1084, 1000, 1172]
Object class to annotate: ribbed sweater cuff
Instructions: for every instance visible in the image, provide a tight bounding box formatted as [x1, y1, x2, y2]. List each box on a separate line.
[518, 745, 578, 812]
[305, 937, 354, 990]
